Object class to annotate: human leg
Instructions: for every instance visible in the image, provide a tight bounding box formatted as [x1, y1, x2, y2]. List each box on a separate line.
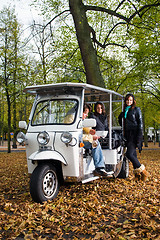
[83, 141, 108, 177]
[126, 141, 141, 169]
[126, 141, 149, 181]
[91, 142, 105, 169]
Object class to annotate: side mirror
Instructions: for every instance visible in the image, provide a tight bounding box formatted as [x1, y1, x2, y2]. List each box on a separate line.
[19, 121, 27, 129]
[82, 118, 96, 128]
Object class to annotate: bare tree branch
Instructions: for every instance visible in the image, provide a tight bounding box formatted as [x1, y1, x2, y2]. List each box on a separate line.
[142, 89, 160, 102]
[45, 10, 70, 29]
[90, 25, 129, 50]
[85, 1, 160, 24]
[104, 22, 127, 45]
[126, 0, 141, 18]
[85, 5, 129, 22]
[115, 0, 126, 12]
[128, 2, 160, 22]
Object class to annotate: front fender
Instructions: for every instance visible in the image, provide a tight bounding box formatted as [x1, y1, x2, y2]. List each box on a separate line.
[28, 150, 67, 166]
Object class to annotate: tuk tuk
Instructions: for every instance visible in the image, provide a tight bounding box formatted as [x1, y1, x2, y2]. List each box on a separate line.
[17, 83, 129, 203]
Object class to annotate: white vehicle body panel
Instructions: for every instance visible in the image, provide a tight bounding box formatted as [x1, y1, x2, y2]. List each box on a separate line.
[19, 82, 124, 182]
[103, 149, 118, 164]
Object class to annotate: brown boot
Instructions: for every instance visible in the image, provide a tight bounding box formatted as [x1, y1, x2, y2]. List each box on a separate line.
[133, 172, 141, 181]
[141, 168, 150, 181]
[133, 164, 149, 181]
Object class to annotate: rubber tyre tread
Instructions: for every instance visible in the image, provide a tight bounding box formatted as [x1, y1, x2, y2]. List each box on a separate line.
[118, 157, 129, 179]
[30, 163, 59, 203]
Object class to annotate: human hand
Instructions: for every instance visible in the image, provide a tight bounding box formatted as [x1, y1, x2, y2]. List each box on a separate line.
[137, 142, 142, 153]
[93, 135, 100, 140]
[93, 135, 98, 140]
[90, 129, 96, 135]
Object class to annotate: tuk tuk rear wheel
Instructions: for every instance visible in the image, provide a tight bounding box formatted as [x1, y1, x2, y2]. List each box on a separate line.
[118, 157, 129, 178]
[30, 163, 60, 203]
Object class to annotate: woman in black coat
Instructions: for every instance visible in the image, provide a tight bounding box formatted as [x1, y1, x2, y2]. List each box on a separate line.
[119, 93, 149, 181]
[92, 101, 108, 131]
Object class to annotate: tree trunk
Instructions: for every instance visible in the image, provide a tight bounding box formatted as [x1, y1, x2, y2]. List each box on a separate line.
[69, 0, 105, 87]
[4, 32, 11, 153]
[12, 34, 18, 149]
[12, 80, 17, 149]
[7, 93, 11, 153]
[141, 89, 148, 147]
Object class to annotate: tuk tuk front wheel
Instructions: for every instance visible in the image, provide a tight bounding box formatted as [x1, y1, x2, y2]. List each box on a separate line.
[30, 163, 60, 203]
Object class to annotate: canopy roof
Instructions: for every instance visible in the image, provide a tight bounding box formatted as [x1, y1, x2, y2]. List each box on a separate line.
[24, 82, 123, 102]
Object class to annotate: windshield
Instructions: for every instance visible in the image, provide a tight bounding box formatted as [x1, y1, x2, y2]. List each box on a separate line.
[32, 99, 78, 125]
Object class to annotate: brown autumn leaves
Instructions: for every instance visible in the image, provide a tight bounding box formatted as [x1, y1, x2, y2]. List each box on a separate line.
[0, 148, 160, 240]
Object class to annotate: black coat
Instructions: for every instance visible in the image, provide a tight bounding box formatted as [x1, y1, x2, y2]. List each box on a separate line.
[91, 113, 108, 131]
[118, 107, 143, 144]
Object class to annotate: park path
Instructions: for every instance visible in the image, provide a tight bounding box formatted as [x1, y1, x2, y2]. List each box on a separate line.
[0, 141, 159, 152]
[0, 141, 25, 152]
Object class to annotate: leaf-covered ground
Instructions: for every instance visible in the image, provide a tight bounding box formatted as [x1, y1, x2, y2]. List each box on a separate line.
[0, 150, 160, 240]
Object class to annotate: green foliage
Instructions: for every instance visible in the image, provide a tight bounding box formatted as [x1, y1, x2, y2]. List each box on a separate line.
[0, 7, 37, 145]
[122, 5, 160, 130]
[0, 0, 160, 138]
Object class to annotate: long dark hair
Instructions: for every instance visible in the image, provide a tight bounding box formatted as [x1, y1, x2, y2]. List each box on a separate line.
[94, 101, 106, 116]
[83, 103, 92, 112]
[124, 93, 136, 110]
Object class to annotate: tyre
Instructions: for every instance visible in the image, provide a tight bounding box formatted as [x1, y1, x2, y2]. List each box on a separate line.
[30, 163, 60, 203]
[118, 156, 129, 178]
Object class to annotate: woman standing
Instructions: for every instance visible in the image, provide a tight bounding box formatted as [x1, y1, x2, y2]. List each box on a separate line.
[119, 94, 149, 181]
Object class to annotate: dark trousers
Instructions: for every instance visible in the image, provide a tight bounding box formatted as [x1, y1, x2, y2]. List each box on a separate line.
[126, 141, 141, 169]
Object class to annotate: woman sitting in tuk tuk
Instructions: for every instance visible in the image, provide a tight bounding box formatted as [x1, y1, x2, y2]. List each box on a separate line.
[91, 101, 108, 131]
[83, 104, 108, 177]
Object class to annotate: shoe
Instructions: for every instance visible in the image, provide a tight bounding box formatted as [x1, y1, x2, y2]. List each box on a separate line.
[133, 164, 149, 181]
[133, 173, 141, 181]
[141, 169, 150, 181]
[94, 168, 109, 177]
[106, 171, 114, 178]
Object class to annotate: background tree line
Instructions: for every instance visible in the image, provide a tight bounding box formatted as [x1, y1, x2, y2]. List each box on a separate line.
[0, 0, 160, 152]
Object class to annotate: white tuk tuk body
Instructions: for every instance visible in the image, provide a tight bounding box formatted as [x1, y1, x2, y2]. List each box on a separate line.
[18, 83, 128, 203]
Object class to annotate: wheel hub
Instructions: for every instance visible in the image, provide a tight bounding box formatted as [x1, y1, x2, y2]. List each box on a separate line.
[43, 171, 56, 197]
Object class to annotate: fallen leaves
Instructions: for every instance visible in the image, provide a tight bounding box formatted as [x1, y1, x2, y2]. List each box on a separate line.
[0, 150, 160, 239]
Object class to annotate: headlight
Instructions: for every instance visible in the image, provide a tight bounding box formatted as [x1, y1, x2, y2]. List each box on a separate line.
[17, 132, 26, 144]
[61, 132, 72, 144]
[37, 131, 50, 145]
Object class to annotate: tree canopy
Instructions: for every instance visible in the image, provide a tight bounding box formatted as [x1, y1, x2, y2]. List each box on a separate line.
[0, 1, 160, 151]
